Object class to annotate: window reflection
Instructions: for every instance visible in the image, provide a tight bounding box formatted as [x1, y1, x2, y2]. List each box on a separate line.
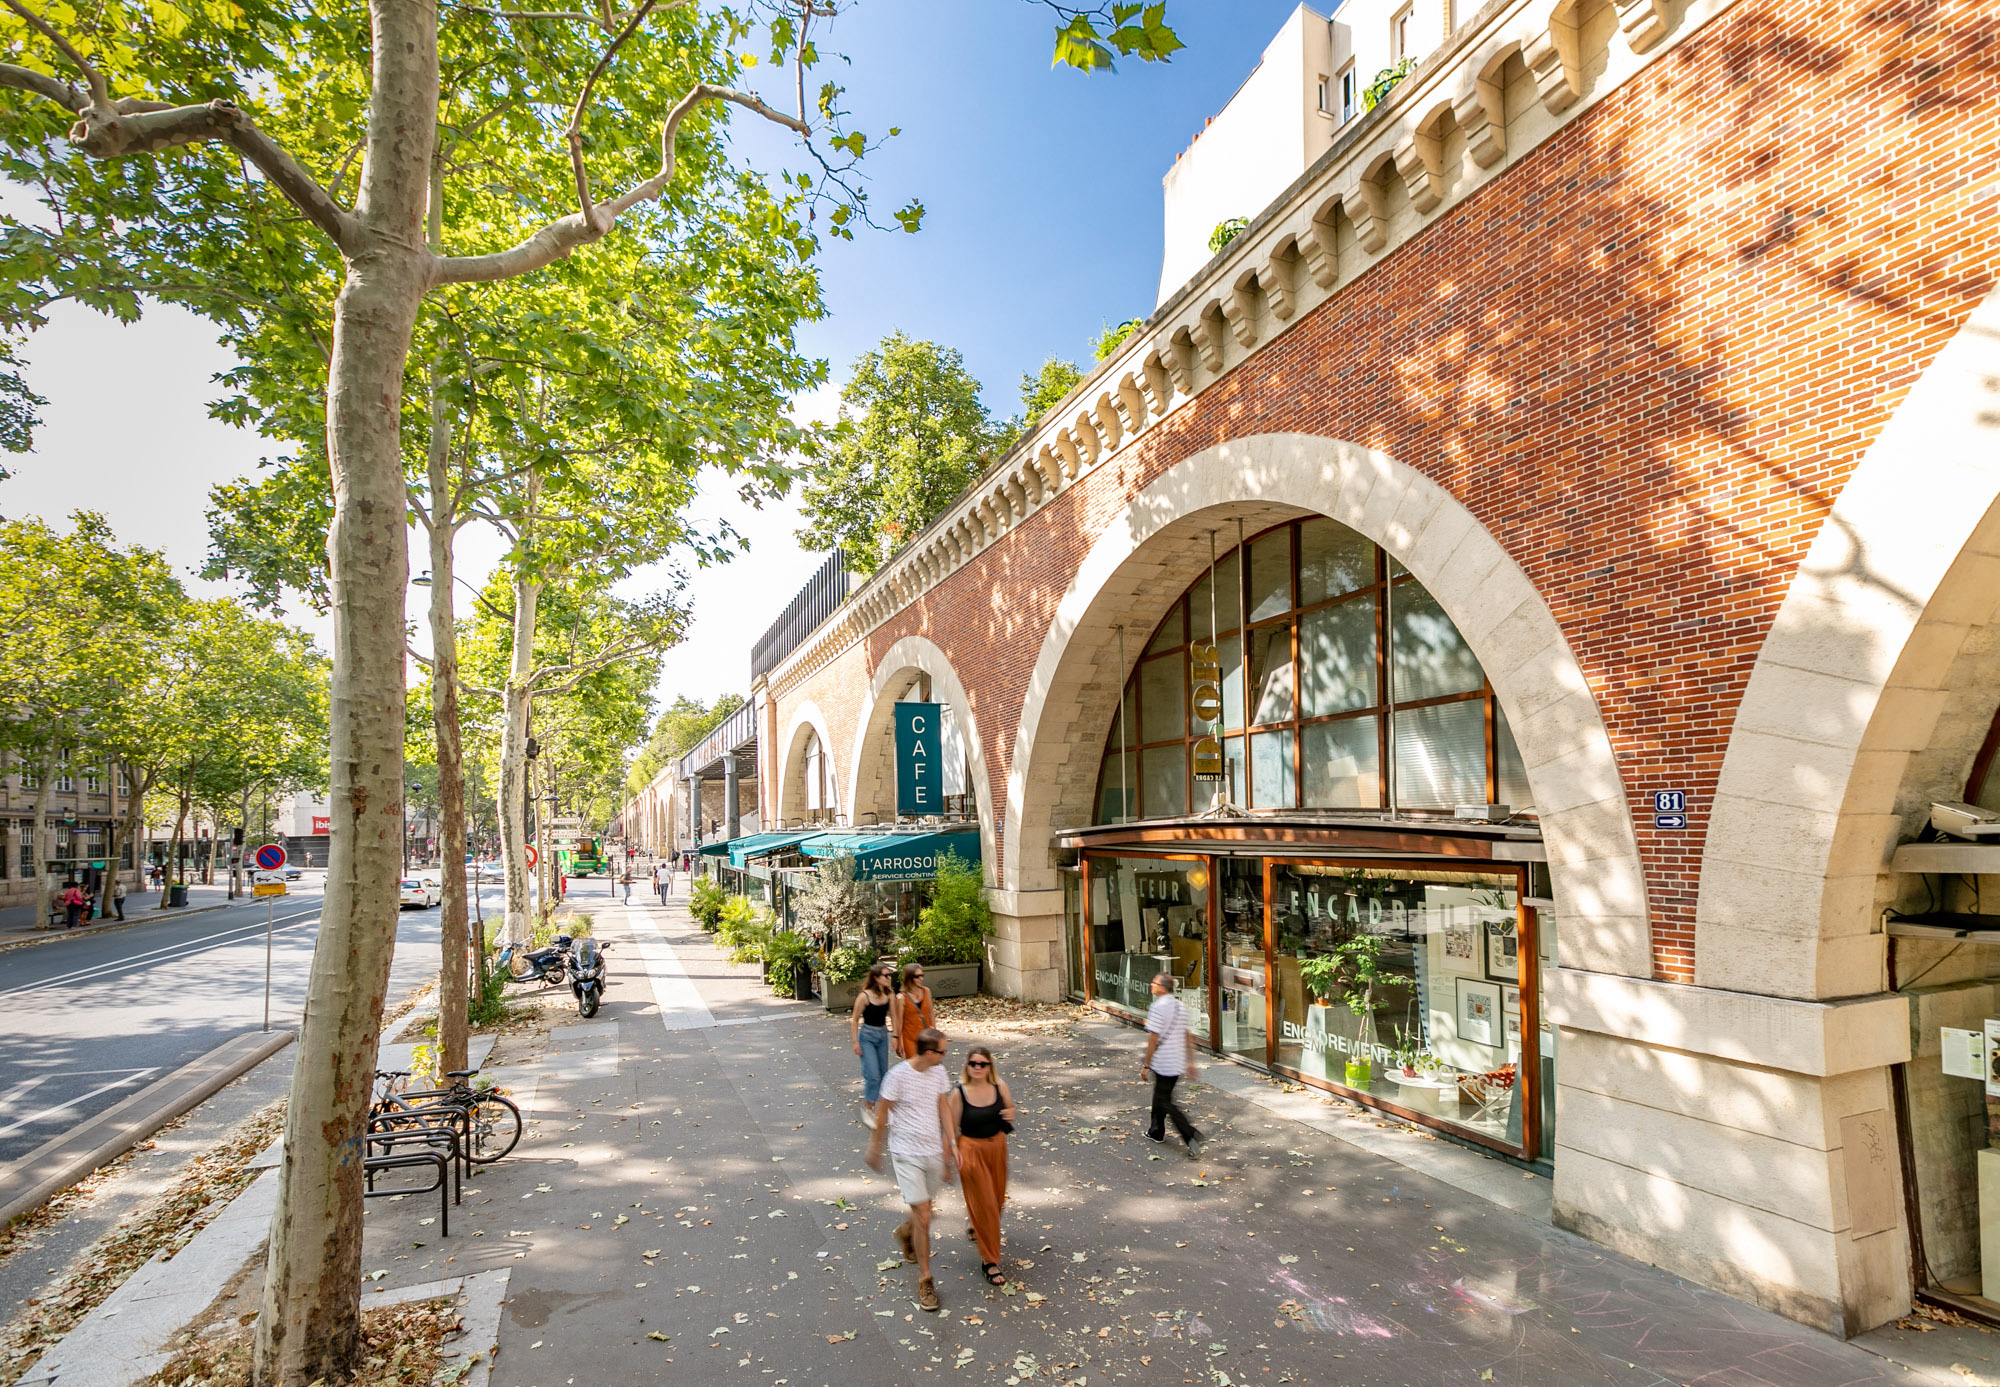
[1087, 855, 1211, 1047]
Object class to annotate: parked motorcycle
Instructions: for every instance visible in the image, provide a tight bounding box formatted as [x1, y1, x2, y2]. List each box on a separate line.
[497, 934, 572, 987]
[570, 937, 610, 1017]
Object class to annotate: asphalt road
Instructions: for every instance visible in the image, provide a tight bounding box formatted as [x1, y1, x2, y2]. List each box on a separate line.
[0, 872, 497, 1167]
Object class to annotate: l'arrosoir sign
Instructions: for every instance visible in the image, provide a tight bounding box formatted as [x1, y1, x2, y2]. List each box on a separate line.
[894, 702, 942, 818]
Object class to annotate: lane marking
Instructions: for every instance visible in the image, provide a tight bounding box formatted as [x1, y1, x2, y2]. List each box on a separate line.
[0, 1068, 158, 1139]
[0, 1077, 47, 1118]
[624, 909, 716, 1031]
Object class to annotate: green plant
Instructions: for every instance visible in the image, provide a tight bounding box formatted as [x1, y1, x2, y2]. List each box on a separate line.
[717, 896, 773, 963]
[1298, 953, 1343, 1003]
[689, 876, 728, 930]
[822, 944, 874, 985]
[1208, 216, 1249, 254]
[1363, 57, 1415, 111]
[1093, 318, 1143, 361]
[901, 850, 993, 966]
[764, 929, 813, 998]
[468, 953, 512, 1027]
[1332, 932, 1388, 1048]
[795, 854, 875, 950]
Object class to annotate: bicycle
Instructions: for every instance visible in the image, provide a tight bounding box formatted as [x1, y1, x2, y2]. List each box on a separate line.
[373, 1066, 523, 1163]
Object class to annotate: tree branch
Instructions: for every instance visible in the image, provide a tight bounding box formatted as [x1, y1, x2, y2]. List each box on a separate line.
[566, 0, 662, 218]
[0, 0, 106, 105]
[0, 61, 82, 110]
[431, 83, 805, 285]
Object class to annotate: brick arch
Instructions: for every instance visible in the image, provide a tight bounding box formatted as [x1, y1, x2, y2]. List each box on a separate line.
[1003, 431, 1650, 979]
[1695, 287, 2000, 1002]
[844, 636, 998, 881]
[775, 700, 838, 828]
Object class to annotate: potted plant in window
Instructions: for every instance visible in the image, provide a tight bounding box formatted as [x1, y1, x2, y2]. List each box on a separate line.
[1331, 932, 1386, 1088]
[1296, 952, 1343, 1081]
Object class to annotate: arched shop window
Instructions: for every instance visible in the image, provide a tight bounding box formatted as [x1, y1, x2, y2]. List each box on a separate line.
[1094, 518, 1534, 822]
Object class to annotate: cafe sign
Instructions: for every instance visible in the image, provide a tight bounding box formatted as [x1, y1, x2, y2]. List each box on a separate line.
[1190, 642, 1223, 781]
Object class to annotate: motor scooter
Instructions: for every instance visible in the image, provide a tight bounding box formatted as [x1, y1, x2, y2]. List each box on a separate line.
[496, 934, 572, 987]
[570, 937, 611, 1017]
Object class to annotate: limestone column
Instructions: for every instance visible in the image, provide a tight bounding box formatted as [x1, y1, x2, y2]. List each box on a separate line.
[724, 758, 742, 842]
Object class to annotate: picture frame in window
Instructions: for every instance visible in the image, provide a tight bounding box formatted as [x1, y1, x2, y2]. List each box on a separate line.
[1455, 977, 1501, 1048]
[1483, 917, 1520, 984]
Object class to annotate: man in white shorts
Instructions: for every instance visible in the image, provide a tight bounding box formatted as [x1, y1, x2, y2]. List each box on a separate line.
[865, 1026, 954, 1311]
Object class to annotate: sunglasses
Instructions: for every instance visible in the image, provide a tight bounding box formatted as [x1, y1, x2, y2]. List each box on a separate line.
[966, 1059, 991, 1068]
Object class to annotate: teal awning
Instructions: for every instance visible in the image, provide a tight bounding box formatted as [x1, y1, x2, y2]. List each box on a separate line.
[795, 830, 981, 882]
[727, 831, 820, 868]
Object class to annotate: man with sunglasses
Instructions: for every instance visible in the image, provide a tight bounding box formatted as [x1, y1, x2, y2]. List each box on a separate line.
[866, 1026, 955, 1312]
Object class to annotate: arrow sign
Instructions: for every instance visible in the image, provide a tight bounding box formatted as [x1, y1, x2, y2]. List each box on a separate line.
[254, 843, 288, 871]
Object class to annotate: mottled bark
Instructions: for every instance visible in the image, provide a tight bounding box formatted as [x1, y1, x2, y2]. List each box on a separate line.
[425, 399, 472, 1075]
[499, 559, 540, 944]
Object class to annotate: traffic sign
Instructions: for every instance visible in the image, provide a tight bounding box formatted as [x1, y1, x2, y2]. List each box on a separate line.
[524, 844, 539, 869]
[253, 882, 287, 897]
[254, 843, 288, 871]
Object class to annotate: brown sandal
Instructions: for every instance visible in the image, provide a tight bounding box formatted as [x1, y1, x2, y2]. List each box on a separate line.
[917, 1277, 941, 1312]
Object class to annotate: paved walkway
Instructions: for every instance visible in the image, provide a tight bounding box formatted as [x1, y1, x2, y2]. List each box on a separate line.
[332, 896, 1983, 1387]
[0, 882, 235, 943]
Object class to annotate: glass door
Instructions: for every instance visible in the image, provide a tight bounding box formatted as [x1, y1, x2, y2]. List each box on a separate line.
[1215, 856, 1269, 1065]
[1083, 852, 1213, 1050]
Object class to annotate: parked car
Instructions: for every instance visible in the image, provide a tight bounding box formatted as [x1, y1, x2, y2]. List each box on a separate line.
[399, 878, 439, 909]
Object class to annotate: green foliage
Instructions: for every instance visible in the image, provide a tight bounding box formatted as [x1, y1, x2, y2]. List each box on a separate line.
[1093, 320, 1143, 361]
[901, 850, 992, 966]
[1017, 356, 1083, 423]
[468, 954, 513, 1028]
[627, 693, 744, 794]
[1331, 932, 1388, 1040]
[795, 333, 1004, 574]
[794, 853, 873, 947]
[1047, 2, 1184, 72]
[822, 944, 875, 985]
[1364, 58, 1416, 111]
[717, 895, 772, 962]
[764, 927, 813, 997]
[690, 876, 728, 930]
[1208, 217, 1250, 254]
[1298, 953, 1343, 1003]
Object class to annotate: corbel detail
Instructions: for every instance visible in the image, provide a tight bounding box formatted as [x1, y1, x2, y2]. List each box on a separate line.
[1054, 431, 1084, 480]
[1189, 305, 1227, 372]
[1222, 275, 1261, 349]
[1342, 181, 1388, 255]
[1162, 333, 1198, 397]
[1297, 209, 1340, 289]
[1393, 133, 1444, 215]
[1452, 73, 1507, 168]
[1523, 11, 1582, 113]
[1615, 0, 1668, 52]
[1141, 350, 1177, 414]
[1261, 247, 1299, 321]
[1070, 413, 1102, 469]
[1092, 394, 1124, 452]
[1116, 373, 1150, 433]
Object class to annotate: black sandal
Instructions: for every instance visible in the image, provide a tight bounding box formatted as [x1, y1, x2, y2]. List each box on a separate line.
[982, 1263, 1006, 1286]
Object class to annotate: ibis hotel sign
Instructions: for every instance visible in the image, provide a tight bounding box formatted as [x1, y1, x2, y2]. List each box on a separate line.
[894, 702, 942, 817]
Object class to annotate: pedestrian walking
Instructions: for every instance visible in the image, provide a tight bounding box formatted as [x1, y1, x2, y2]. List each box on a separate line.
[894, 963, 936, 1060]
[653, 861, 671, 903]
[619, 867, 633, 904]
[109, 878, 126, 921]
[865, 1026, 954, 1313]
[1142, 973, 1204, 1157]
[950, 1044, 1014, 1286]
[59, 878, 85, 929]
[851, 961, 896, 1128]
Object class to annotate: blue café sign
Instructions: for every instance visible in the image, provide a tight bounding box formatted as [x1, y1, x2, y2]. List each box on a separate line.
[894, 701, 942, 818]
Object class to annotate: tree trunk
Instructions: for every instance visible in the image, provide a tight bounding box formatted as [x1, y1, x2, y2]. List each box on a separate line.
[161, 786, 188, 908]
[31, 762, 52, 929]
[425, 398, 472, 1076]
[498, 560, 540, 944]
[252, 0, 436, 1372]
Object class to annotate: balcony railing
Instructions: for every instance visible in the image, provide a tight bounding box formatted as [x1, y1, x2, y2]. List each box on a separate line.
[750, 549, 850, 683]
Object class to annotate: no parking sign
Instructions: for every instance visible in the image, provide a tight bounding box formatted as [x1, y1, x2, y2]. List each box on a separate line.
[254, 843, 287, 871]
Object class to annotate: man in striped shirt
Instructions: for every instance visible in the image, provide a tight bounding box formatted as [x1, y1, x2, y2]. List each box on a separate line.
[1142, 973, 1204, 1157]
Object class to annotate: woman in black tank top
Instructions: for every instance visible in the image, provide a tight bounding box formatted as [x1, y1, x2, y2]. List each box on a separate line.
[851, 963, 897, 1127]
[948, 1045, 1015, 1284]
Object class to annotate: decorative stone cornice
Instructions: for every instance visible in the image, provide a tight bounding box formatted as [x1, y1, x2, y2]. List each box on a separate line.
[764, 0, 1742, 702]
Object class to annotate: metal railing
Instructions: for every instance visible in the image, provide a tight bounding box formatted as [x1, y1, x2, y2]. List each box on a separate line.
[749, 549, 850, 682]
[676, 697, 759, 780]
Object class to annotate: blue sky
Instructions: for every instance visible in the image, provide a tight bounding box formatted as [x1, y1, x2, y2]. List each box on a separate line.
[0, 0, 1306, 712]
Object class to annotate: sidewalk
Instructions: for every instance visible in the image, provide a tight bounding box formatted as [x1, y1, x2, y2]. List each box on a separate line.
[0, 882, 237, 945]
[339, 897, 1983, 1387]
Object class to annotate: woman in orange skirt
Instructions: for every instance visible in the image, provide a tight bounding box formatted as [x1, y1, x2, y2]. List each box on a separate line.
[948, 1044, 1015, 1285]
[894, 963, 936, 1060]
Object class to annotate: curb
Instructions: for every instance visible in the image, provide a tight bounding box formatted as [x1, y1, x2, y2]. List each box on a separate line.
[0, 901, 236, 953]
[0, 1029, 296, 1229]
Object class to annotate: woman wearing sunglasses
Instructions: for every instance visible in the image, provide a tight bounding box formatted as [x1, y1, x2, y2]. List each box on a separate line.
[894, 963, 936, 1061]
[947, 1044, 1015, 1285]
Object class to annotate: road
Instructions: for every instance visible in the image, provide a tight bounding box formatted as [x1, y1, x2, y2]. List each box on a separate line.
[0, 871, 505, 1167]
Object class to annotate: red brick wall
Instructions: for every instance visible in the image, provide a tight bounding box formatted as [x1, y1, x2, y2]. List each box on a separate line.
[862, 0, 2000, 980]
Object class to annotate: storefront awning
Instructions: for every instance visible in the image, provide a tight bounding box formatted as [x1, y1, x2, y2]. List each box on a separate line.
[698, 831, 808, 863]
[795, 830, 981, 882]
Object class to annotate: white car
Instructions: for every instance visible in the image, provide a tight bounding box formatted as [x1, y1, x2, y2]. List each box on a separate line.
[399, 878, 439, 909]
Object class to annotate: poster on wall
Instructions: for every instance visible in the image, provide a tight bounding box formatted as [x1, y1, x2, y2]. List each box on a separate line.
[1444, 913, 1475, 961]
[1483, 918, 1519, 984]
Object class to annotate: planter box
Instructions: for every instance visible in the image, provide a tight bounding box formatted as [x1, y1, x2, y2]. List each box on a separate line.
[922, 962, 981, 999]
[823, 977, 864, 1014]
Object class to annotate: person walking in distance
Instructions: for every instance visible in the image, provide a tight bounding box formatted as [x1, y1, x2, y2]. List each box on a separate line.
[109, 876, 126, 921]
[619, 866, 633, 904]
[654, 859, 672, 903]
[866, 1026, 955, 1313]
[1142, 973, 1204, 1158]
[949, 1044, 1014, 1286]
[851, 962, 897, 1128]
[894, 963, 936, 1061]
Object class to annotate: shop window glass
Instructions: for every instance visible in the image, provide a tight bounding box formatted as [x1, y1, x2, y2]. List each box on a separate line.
[1219, 633, 1243, 729]
[1495, 702, 1533, 813]
[1063, 871, 1086, 1000]
[1140, 745, 1189, 819]
[1247, 528, 1292, 623]
[1097, 749, 1135, 823]
[1299, 519, 1375, 604]
[1269, 864, 1527, 1151]
[1217, 857, 1267, 1064]
[1250, 728, 1295, 809]
[1087, 855, 1211, 1047]
[1392, 581, 1483, 701]
[1146, 604, 1184, 655]
[1222, 734, 1245, 807]
[1189, 559, 1242, 636]
[1300, 596, 1377, 716]
[1303, 717, 1380, 808]
[1248, 621, 1295, 725]
[1138, 654, 1185, 745]
[1395, 701, 1488, 809]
